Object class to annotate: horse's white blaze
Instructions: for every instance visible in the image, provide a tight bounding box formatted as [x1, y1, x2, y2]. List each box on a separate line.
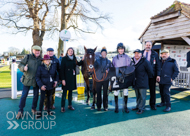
[89, 55, 92, 58]
[89, 64, 94, 69]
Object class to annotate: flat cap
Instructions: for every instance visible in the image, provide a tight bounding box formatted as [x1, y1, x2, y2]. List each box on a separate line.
[47, 48, 54, 51]
[133, 49, 142, 53]
[32, 45, 41, 51]
[160, 49, 169, 54]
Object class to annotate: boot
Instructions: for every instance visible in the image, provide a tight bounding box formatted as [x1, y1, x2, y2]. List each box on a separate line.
[124, 96, 130, 113]
[114, 96, 119, 113]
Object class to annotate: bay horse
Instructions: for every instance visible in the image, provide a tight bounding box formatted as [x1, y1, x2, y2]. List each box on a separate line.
[82, 46, 97, 109]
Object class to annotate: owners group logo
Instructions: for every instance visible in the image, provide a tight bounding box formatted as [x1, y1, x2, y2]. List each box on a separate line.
[6, 111, 56, 130]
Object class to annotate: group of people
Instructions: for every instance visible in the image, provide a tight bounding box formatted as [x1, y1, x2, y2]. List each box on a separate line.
[16, 41, 179, 119]
[16, 46, 83, 119]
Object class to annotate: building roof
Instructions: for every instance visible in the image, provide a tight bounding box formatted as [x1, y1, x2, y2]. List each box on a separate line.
[139, 1, 190, 40]
[151, 1, 190, 19]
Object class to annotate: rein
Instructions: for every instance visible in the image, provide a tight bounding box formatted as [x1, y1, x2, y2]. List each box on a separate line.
[92, 68, 108, 82]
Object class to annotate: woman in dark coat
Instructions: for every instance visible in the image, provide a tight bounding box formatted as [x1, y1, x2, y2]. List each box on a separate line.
[60, 47, 83, 112]
[36, 55, 59, 118]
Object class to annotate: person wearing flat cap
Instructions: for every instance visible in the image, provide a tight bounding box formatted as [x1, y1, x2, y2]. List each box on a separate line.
[132, 49, 153, 114]
[35, 55, 59, 118]
[16, 45, 42, 119]
[43, 48, 60, 110]
[157, 49, 179, 112]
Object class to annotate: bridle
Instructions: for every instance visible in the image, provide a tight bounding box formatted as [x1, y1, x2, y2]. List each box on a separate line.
[84, 53, 108, 82]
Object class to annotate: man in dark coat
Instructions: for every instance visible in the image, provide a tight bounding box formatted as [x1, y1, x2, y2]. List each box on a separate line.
[186, 51, 190, 68]
[142, 41, 161, 110]
[16, 45, 42, 119]
[157, 49, 179, 112]
[44, 48, 60, 110]
[132, 49, 153, 114]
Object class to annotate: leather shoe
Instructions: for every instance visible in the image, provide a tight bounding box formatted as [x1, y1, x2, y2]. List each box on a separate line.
[61, 107, 65, 113]
[151, 106, 157, 110]
[68, 106, 75, 110]
[157, 103, 166, 107]
[132, 107, 139, 111]
[97, 108, 101, 111]
[136, 109, 144, 114]
[104, 108, 108, 111]
[163, 107, 171, 112]
[115, 107, 119, 113]
[51, 105, 56, 109]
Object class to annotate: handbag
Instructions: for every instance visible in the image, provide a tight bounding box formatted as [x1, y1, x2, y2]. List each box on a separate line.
[21, 54, 29, 83]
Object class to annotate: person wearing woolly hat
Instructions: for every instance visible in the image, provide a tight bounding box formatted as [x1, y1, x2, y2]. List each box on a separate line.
[94, 47, 111, 111]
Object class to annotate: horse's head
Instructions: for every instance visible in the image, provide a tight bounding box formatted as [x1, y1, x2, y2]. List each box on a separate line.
[84, 46, 97, 76]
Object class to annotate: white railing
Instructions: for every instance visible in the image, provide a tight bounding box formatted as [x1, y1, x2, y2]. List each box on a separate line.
[173, 71, 190, 89]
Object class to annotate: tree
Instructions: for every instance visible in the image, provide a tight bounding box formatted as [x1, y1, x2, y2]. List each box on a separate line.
[51, 0, 111, 57]
[8, 47, 20, 56]
[0, 0, 51, 48]
[20, 48, 30, 55]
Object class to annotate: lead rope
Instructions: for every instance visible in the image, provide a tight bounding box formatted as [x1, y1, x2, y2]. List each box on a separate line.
[92, 68, 108, 82]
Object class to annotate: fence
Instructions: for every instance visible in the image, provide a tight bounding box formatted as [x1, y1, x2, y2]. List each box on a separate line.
[11, 64, 85, 99]
[173, 71, 190, 89]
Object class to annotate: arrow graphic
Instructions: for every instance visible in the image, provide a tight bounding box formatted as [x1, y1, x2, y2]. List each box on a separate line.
[13, 121, 19, 129]
[7, 121, 19, 129]
[7, 121, 14, 129]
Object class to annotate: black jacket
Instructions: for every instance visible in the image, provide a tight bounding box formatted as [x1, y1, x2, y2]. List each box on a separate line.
[94, 57, 111, 81]
[160, 57, 179, 85]
[36, 63, 59, 90]
[187, 51, 190, 68]
[142, 49, 161, 77]
[51, 55, 60, 77]
[60, 55, 83, 90]
[132, 57, 153, 89]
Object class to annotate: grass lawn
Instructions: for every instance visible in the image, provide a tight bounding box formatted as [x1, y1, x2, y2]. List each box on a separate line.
[0, 66, 11, 88]
[0, 66, 85, 89]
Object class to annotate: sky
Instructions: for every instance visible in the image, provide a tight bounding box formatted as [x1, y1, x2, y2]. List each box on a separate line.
[0, 0, 189, 55]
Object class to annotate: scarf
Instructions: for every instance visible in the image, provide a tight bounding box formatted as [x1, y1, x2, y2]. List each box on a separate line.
[134, 57, 142, 65]
[44, 63, 51, 71]
[67, 54, 74, 60]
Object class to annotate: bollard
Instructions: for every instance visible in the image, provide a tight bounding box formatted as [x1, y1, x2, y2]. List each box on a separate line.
[11, 63, 17, 99]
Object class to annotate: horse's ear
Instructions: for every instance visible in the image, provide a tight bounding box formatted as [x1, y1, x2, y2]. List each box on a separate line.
[94, 46, 97, 52]
[84, 46, 87, 51]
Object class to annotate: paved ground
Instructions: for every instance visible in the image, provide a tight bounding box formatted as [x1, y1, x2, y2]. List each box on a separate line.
[0, 87, 190, 136]
[0, 88, 11, 98]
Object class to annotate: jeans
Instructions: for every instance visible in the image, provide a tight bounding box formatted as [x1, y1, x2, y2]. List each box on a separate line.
[18, 85, 39, 113]
[159, 84, 171, 107]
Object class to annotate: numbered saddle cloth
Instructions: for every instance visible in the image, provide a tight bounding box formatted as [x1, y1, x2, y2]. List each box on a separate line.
[108, 66, 135, 90]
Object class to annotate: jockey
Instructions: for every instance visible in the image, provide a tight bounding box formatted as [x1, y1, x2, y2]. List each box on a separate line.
[112, 43, 131, 113]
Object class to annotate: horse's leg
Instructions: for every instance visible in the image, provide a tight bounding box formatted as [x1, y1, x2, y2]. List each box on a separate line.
[91, 79, 96, 109]
[84, 77, 90, 105]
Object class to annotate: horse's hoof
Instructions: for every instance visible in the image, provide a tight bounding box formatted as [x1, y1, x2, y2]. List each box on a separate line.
[91, 106, 95, 110]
